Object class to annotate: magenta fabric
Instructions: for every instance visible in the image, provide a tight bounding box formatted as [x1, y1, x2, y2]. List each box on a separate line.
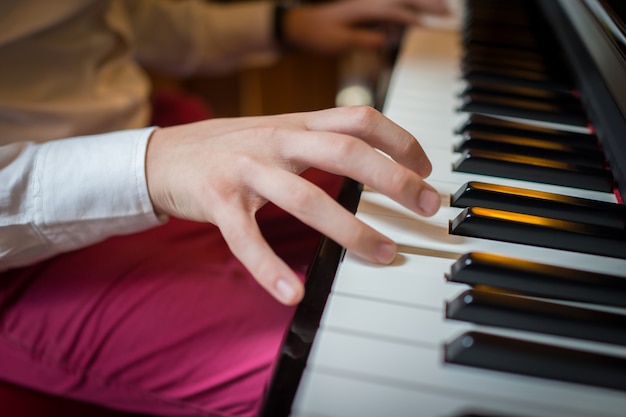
[0, 90, 343, 417]
[150, 89, 216, 127]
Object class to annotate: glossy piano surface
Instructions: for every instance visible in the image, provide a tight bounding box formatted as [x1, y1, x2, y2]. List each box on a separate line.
[260, 1, 626, 416]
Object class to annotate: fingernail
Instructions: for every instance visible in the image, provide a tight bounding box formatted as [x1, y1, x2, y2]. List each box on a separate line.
[376, 241, 397, 264]
[419, 188, 441, 215]
[275, 278, 298, 304]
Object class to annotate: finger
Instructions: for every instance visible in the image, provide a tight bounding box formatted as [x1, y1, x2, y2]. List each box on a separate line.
[303, 106, 432, 178]
[340, 3, 425, 25]
[412, 0, 451, 15]
[247, 163, 399, 266]
[335, 0, 448, 24]
[339, 28, 387, 50]
[282, 129, 441, 217]
[217, 208, 304, 305]
[367, 0, 450, 16]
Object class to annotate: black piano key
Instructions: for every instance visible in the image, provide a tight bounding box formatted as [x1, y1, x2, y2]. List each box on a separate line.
[463, 53, 547, 74]
[464, 29, 538, 51]
[459, 83, 585, 119]
[460, 80, 566, 100]
[453, 133, 605, 169]
[465, 0, 530, 25]
[448, 207, 626, 259]
[463, 21, 539, 49]
[457, 127, 600, 152]
[461, 42, 573, 84]
[459, 81, 582, 103]
[463, 41, 545, 62]
[455, 114, 597, 147]
[459, 92, 588, 127]
[463, 64, 551, 83]
[450, 182, 626, 228]
[446, 252, 626, 308]
[452, 149, 613, 192]
[444, 331, 626, 392]
[463, 69, 573, 96]
[446, 289, 626, 346]
[464, 44, 544, 68]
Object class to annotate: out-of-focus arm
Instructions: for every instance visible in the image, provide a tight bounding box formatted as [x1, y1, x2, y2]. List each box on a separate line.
[0, 128, 164, 272]
[121, 0, 278, 76]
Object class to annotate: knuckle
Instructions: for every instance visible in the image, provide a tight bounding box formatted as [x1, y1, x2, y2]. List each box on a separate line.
[332, 135, 361, 160]
[229, 151, 266, 179]
[387, 166, 414, 194]
[256, 258, 281, 285]
[221, 219, 253, 248]
[343, 222, 378, 253]
[344, 225, 368, 248]
[347, 105, 381, 128]
[395, 131, 415, 155]
[232, 152, 256, 169]
[286, 182, 319, 214]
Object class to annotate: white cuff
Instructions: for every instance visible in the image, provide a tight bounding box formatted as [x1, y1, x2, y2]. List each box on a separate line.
[33, 127, 164, 254]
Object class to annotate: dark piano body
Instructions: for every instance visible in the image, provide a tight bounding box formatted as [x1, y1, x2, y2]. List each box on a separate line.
[261, 1, 626, 416]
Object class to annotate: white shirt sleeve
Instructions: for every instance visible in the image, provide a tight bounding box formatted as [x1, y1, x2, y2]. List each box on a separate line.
[0, 127, 165, 272]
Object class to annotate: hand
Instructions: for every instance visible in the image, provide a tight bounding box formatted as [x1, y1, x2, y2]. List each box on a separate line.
[283, 0, 450, 54]
[146, 106, 440, 305]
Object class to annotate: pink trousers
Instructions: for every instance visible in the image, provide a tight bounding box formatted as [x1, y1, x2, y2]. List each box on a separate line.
[0, 90, 343, 417]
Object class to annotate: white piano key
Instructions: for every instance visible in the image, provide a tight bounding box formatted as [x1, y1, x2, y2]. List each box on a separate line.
[320, 289, 626, 357]
[426, 177, 619, 205]
[299, 329, 626, 417]
[360, 179, 618, 222]
[427, 148, 615, 198]
[353, 195, 626, 276]
[284, 19, 626, 417]
[331, 252, 463, 307]
[292, 369, 595, 417]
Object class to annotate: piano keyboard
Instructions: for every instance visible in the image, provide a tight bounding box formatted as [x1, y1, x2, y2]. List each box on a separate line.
[261, 1, 626, 416]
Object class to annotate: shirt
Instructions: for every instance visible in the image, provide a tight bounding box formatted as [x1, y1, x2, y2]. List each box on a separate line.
[0, 0, 277, 271]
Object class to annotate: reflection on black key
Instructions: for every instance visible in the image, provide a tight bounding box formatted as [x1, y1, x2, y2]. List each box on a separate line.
[459, 92, 587, 127]
[463, 49, 547, 74]
[446, 289, 626, 346]
[463, 65, 549, 82]
[461, 79, 563, 99]
[453, 149, 613, 192]
[463, 54, 546, 74]
[446, 252, 626, 308]
[453, 133, 605, 169]
[445, 331, 626, 391]
[456, 129, 601, 153]
[455, 114, 596, 146]
[450, 182, 626, 228]
[464, 27, 538, 50]
[464, 70, 573, 96]
[464, 44, 546, 73]
[449, 207, 626, 259]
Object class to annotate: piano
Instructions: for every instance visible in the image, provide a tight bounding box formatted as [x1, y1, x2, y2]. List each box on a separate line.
[260, 0, 626, 416]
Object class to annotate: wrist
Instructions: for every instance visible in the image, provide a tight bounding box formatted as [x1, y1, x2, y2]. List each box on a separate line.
[145, 127, 169, 218]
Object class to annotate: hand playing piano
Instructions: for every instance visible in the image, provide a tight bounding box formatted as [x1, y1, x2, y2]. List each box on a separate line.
[146, 106, 440, 305]
[281, 0, 451, 54]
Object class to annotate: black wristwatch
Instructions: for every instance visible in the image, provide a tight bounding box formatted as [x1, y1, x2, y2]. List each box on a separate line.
[274, 0, 302, 48]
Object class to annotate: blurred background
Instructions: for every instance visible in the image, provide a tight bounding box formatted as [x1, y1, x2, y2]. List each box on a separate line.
[150, 0, 390, 118]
